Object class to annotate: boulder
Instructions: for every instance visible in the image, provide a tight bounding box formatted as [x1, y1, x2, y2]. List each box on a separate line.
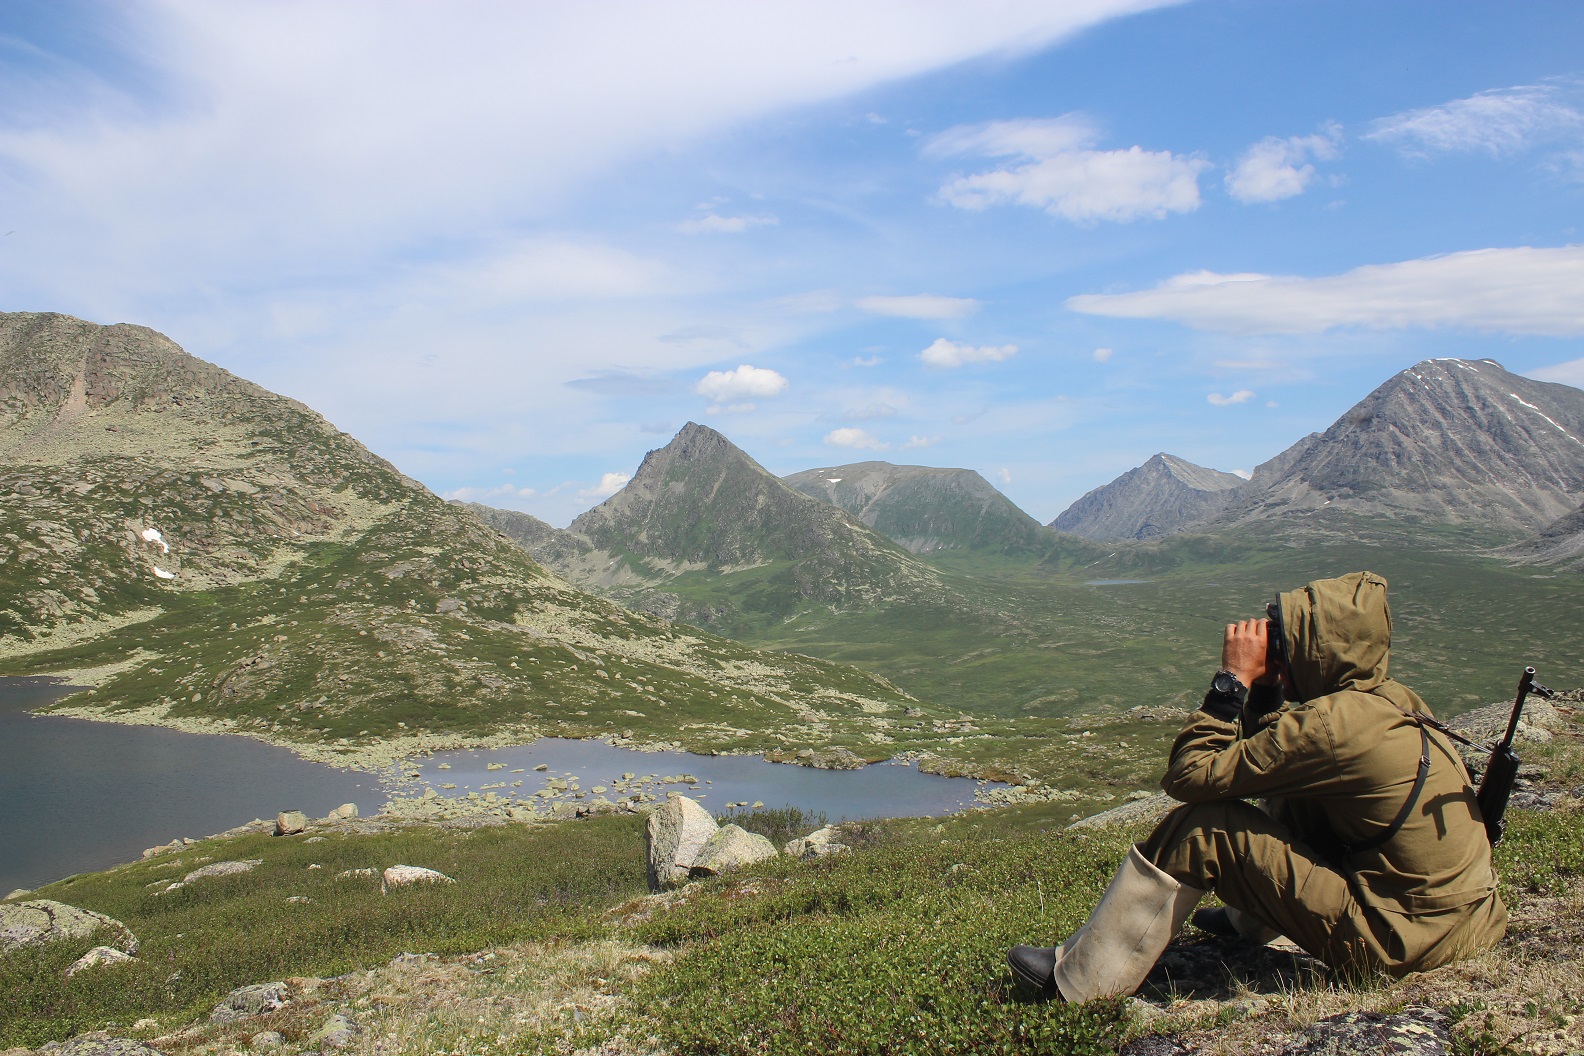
[783, 826, 849, 860]
[66, 946, 135, 976]
[4, 888, 31, 900]
[691, 824, 777, 877]
[210, 982, 290, 1023]
[274, 811, 309, 836]
[335, 868, 379, 881]
[381, 865, 455, 893]
[249, 1032, 285, 1050]
[645, 795, 719, 890]
[34, 1033, 166, 1056]
[183, 860, 262, 883]
[325, 803, 359, 821]
[311, 1013, 360, 1050]
[310, 1013, 361, 1051]
[0, 900, 138, 956]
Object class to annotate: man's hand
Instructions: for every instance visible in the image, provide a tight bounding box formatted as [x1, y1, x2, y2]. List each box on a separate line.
[1222, 618, 1272, 687]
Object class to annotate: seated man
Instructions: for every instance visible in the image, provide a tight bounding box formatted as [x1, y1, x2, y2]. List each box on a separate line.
[1009, 571, 1506, 1002]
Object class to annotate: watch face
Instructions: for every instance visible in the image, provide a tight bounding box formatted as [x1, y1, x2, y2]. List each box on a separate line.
[1212, 672, 1238, 695]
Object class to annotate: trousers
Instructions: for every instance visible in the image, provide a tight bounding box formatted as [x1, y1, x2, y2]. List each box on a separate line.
[1137, 800, 1504, 977]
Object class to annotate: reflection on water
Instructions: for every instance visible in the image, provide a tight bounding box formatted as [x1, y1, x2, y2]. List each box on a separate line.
[0, 678, 1001, 893]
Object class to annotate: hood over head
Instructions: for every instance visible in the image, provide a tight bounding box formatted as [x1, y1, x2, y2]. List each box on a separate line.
[1275, 571, 1426, 712]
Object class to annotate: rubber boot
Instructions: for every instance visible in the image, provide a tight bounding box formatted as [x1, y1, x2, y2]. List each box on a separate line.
[1193, 905, 1281, 945]
[1050, 845, 1206, 1002]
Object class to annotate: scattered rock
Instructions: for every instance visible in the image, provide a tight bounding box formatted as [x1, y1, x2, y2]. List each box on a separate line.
[1067, 793, 1176, 831]
[182, 860, 262, 883]
[140, 840, 185, 859]
[210, 982, 290, 1024]
[286, 896, 312, 904]
[310, 1013, 360, 1050]
[335, 868, 379, 881]
[304, 836, 327, 844]
[381, 865, 455, 893]
[65, 946, 135, 976]
[645, 795, 719, 890]
[249, 1032, 285, 1049]
[33, 1032, 167, 1056]
[1280, 1005, 1451, 1055]
[0, 900, 138, 956]
[4, 888, 32, 900]
[325, 803, 359, 821]
[692, 824, 777, 876]
[783, 826, 850, 860]
[274, 811, 309, 836]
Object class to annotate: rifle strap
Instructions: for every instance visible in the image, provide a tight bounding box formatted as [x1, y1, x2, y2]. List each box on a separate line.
[1346, 719, 1431, 857]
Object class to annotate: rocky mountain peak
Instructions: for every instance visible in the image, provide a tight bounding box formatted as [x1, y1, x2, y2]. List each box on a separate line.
[1050, 453, 1244, 541]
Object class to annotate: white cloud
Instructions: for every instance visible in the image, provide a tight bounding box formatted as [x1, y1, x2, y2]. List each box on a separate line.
[825, 427, 887, 450]
[1226, 123, 1342, 203]
[996, 468, 1012, 486]
[1529, 357, 1584, 387]
[850, 355, 884, 367]
[1067, 245, 1584, 335]
[442, 238, 668, 302]
[677, 214, 778, 234]
[900, 435, 940, 450]
[1207, 390, 1255, 406]
[444, 483, 540, 503]
[695, 364, 790, 401]
[919, 338, 1018, 368]
[930, 115, 1208, 223]
[1231, 468, 1253, 480]
[1367, 83, 1584, 158]
[1092, 347, 1113, 363]
[578, 472, 632, 500]
[856, 294, 980, 319]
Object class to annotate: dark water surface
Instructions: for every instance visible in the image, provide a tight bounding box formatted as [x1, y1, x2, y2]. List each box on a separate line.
[0, 678, 381, 894]
[1, 678, 1001, 894]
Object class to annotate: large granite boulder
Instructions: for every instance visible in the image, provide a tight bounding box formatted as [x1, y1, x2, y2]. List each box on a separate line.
[691, 824, 777, 877]
[325, 803, 359, 822]
[645, 795, 718, 889]
[0, 901, 137, 956]
[274, 811, 309, 836]
[381, 866, 455, 893]
[783, 826, 849, 860]
[66, 946, 135, 976]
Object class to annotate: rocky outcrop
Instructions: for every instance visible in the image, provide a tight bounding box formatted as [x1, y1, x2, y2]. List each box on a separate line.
[0, 900, 137, 956]
[765, 746, 869, 770]
[210, 982, 290, 1024]
[32, 1033, 166, 1056]
[309, 1013, 360, 1050]
[273, 811, 308, 836]
[325, 803, 359, 822]
[183, 860, 262, 883]
[645, 796, 720, 890]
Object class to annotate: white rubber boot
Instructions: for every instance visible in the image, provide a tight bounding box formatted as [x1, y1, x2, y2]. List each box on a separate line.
[1051, 845, 1206, 1003]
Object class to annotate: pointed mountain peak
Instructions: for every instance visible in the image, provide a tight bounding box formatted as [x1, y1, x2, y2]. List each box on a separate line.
[1051, 453, 1244, 540]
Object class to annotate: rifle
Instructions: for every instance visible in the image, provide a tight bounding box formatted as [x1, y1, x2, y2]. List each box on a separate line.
[1474, 667, 1555, 846]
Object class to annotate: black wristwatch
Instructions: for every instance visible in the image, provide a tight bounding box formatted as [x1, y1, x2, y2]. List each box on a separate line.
[1202, 670, 1248, 721]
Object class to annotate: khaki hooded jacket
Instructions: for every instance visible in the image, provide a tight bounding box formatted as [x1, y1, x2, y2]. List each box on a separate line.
[1161, 571, 1505, 971]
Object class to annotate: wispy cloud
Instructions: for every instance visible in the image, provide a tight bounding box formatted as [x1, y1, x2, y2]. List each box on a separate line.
[677, 213, 778, 234]
[444, 483, 539, 503]
[919, 338, 1018, 367]
[1367, 82, 1584, 158]
[929, 115, 1208, 223]
[824, 427, 887, 450]
[578, 472, 632, 500]
[1226, 123, 1342, 203]
[1067, 245, 1584, 336]
[1207, 390, 1255, 406]
[1092, 347, 1114, 363]
[856, 294, 980, 319]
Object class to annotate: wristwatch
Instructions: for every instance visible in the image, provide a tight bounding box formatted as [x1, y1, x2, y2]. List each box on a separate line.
[1202, 670, 1248, 721]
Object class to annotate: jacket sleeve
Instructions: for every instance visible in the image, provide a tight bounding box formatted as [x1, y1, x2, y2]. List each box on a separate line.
[1161, 699, 1367, 803]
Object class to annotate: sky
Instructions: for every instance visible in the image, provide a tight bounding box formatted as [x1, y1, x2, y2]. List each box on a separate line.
[3, 0, 1583, 527]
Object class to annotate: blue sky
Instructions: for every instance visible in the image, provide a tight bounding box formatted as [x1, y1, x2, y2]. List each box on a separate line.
[3, 0, 1583, 526]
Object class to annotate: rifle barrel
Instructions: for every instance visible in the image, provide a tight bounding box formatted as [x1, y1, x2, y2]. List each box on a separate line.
[1499, 666, 1536, 750]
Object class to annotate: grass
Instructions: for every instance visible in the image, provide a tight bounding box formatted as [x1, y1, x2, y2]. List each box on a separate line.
[6, 788, 1584, 1055]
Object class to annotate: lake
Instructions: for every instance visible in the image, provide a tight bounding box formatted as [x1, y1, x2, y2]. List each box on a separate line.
[0, 678, 1000, 893]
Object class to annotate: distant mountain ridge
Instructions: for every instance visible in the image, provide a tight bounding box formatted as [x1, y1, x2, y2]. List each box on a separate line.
[1052, 358, 1584, 543]
[567, 423, 941, 607]
[1050, 453, 1245, 541]
[784, 461, 1047, 554]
